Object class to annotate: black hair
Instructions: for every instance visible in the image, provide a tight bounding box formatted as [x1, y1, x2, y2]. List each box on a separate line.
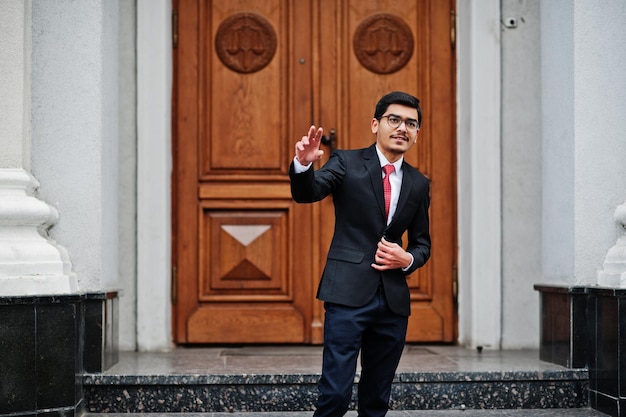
[373, 91, 422, 128]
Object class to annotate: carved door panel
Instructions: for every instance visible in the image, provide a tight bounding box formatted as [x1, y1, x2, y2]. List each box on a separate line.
[173, 0, 314, 343]
[173, 0, 456, 344]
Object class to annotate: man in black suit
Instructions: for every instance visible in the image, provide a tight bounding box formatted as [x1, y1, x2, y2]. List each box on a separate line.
[289, 91, 431, 417]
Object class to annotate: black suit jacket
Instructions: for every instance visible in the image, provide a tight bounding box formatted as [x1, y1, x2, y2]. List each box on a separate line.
[289, 143, 430, 316]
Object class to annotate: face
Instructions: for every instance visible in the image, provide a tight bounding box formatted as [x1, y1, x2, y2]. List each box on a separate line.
[371, 103, 420, 162]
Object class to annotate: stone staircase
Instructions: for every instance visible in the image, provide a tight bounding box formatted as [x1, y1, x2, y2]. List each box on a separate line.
[80, 345, 601, 415]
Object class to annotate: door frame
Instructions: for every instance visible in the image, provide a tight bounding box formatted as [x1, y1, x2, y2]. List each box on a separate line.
[134, 0, 502, 350]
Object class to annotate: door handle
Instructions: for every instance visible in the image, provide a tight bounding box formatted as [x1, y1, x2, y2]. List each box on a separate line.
[320, 128, 337, 152]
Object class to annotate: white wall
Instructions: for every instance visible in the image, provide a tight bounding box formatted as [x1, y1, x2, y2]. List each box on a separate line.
[136, 0, 172, 351]
[500, 0, 542, 348]
[541, 1, 576, 284]
[499, 0, 626, 347]
[31, 0, 121, 291]
[541, 0, 626, 286]
[118, 0, 138, 350]
[572, 1, 626, 284]
[456, 0, 502, 349]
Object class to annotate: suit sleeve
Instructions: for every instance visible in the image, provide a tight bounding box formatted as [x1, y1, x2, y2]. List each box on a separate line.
[289, 151, 346, 203]
[404, 180, 431, 274]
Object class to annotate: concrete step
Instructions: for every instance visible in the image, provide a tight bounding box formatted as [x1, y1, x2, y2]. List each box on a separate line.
[83, 368, 590, 413]
[83, 410, 610, 416]
[81, 346, 596, 414]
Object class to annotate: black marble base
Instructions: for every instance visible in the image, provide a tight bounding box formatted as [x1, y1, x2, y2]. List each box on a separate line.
[0, 291, 119, 417]
[536, 284, 626, 417]
[84, 292, 119, 373]
[587, 287, 626, 417]
[83, 370, 589, 413]
[534, 285, 589, 368]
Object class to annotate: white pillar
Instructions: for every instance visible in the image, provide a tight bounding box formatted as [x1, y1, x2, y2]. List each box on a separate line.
[136, 0, 173, 351]
[0, 1, 77, 295]
[456, 0, 502, 349]
[30, 0, 122, 293]
[542, 1, 626, 286]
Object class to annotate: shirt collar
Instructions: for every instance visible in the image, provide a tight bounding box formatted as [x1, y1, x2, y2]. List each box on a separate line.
[375, 145, 403, 172]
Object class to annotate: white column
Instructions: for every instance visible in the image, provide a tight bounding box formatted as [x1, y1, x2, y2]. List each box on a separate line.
[30, 1, 123, 293]
[0, 1, 77, 295]
[456, 0, 502, 349]
[136, 0, 173, 351]
[571, 1, 626, 284]
[541, 0, 626, 286]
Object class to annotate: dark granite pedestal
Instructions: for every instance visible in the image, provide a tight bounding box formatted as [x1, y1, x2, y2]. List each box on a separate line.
[587, 287, 626, 417]
[0, 291, 119, 417]
[535, 284, 626, 417]
[534, 285, 589, 368]
[83, 292, 120, 373]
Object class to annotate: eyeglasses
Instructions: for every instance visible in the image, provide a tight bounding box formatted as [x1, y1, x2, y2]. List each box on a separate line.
[379, 114, 420, 133]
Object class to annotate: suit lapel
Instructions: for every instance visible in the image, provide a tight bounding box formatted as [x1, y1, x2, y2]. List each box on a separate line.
[363, 145, 386, 219]
[390, 161, 414, 226]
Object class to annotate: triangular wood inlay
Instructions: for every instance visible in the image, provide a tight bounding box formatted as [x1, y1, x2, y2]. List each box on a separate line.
[221, 225, 271, 246]
[222, 259, 270, 281]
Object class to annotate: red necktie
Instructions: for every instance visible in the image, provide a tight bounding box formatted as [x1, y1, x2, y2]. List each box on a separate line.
[383, 164, 395, 219]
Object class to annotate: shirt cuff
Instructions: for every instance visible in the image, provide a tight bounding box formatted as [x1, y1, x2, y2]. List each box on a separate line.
[293, 156, 312, 173]
[402, 253, 415, 272]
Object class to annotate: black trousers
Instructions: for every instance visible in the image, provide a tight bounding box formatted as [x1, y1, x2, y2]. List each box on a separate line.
[314, 286, 408, 417]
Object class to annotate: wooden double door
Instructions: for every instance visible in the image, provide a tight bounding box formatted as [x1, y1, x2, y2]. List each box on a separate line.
[173, 0, 457, 344]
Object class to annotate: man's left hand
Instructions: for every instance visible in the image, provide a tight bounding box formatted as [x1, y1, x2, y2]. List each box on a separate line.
[371, 237, 411, 271]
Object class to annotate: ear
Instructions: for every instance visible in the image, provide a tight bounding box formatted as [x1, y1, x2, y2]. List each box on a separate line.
[413, 129, 420, 143]
[371, 118, 379, 134]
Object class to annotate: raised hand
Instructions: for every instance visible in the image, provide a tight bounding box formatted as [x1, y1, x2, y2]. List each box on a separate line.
[295, 125, 324, 165]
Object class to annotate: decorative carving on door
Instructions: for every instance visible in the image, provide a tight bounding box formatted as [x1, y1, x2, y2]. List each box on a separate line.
[353, 13, 414, 74]
[215, 12, 277, 73]
[200, 210, 289, 300]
